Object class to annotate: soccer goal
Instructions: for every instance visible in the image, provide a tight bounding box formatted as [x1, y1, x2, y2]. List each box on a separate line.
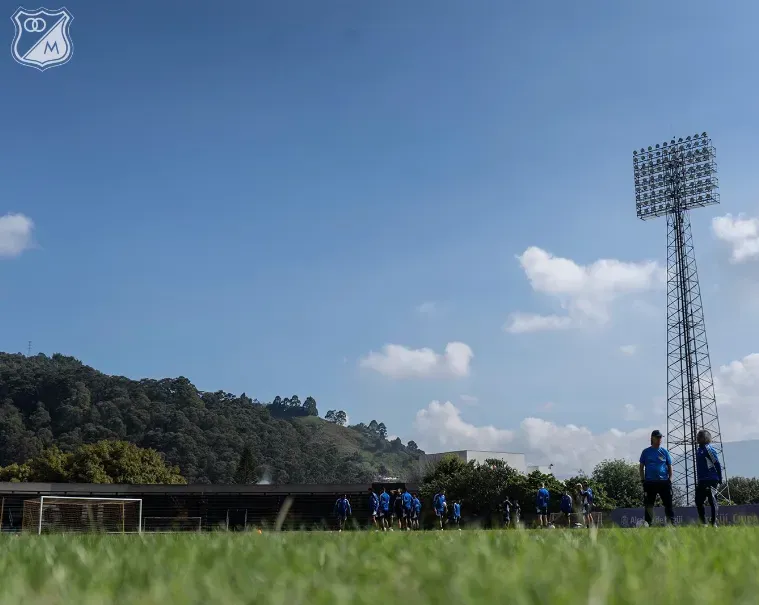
[142, 516, 203, 532]
[22, 497, 142, 534]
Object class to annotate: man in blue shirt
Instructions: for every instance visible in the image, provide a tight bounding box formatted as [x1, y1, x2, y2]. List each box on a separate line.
[560, 491, 573, 527]
[368, 488, 380, 530]
[379, 488, 391, 531]
[695, 429, 723, 527]
[452, 500, 461, 529]
[334, 494, 352, 532]
[578, 483, 594, 528]
[536, 485, 550, 527]
[411, 493, 421, 530]
[433, 489, 447, 530]
[639, 429, 675, 525]
[401, 488, 413, 530]
[502, 497, 512, 528]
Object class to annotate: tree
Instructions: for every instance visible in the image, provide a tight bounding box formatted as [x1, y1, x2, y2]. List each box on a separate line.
[377, 423, 387, 439]
[407, 440, 419, 452]
[302, 396, 318, 416]
[592, 459, 642, 508]
[368, 420, 379, 434]
[68, 440, 185, 484]
[325, 410, 336, 423]
[563, 475, 612, 511]
[0, 441, 185, 484]
[725, 476, 759, 504]
[234, 445, 257, 484]
[334, 411, 347, 427]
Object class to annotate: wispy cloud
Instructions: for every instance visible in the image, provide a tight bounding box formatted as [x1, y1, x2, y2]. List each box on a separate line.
[0, 213, 35, 258]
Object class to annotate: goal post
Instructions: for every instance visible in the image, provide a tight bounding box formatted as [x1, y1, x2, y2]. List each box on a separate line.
[22, 496, 142, 534]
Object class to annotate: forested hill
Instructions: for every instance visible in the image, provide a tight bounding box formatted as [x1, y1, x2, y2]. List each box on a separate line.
[0, 353, 423, 484]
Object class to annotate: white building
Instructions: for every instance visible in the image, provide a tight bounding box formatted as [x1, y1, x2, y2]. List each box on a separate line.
[419, 450, 553, 476]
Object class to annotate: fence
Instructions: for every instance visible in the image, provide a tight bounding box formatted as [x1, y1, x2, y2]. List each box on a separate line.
[609, 504, 759, 527]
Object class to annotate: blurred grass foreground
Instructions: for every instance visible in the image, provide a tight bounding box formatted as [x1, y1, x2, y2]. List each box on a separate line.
[2, 528, 759, 605]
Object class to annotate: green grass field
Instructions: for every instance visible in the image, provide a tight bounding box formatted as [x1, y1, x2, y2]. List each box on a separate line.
[1, 528, 758, 604]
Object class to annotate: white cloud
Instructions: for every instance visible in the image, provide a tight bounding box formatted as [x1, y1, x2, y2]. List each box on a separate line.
[416, 301, 437, 315]
[506, 246, 664, 333]
[622, 404, 639, 421]
[408, 352, 759, 477]
[459, 394, 479, 405]
[413, 400, 651, 476]
[714, 353, 759, 441]
[712, 214, 759, 263]
[0, 213, 34, 258]
[619, 345, 637, 355]
[505, 313, 572, 334]
[359, 342, 473, 379]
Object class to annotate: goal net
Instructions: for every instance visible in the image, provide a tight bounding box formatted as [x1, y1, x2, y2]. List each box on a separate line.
[22, 497, 142, 534]
[142, 516, 202, 532]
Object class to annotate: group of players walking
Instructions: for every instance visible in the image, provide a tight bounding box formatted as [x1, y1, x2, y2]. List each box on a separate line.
[333, 427, 724, 531]
[334, 487, 462, 531]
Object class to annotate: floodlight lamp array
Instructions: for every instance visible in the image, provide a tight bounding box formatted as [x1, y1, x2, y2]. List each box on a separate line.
[633, 132, 720, 220]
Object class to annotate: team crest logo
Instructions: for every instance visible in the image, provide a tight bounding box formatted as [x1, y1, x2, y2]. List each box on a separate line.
[11, 7, 73, 71]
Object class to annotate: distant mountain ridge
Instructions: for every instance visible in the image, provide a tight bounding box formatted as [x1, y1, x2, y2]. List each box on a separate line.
[0, 352, 422, 484]
[722, 440, 759, 479]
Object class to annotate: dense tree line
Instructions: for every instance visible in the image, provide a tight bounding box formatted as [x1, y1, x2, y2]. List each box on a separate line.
[420, 456, 759, 522]
[0, 440, 185, 484]
[0, 353, 421, 484]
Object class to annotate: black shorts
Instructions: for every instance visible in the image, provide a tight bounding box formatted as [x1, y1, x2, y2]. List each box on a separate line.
[582, 504, 592, 515]
[537, 506, 548, 516]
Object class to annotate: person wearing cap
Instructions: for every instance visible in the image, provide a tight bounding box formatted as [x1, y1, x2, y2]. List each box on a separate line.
[639, 429, 676, 525]
[695, 429, 723, 527]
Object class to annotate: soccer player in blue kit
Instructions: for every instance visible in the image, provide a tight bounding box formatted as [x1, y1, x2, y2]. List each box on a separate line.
[433, 489, 447, 530]
[695, 429, 723, 527]
[560, 490, 573, 527]
[334, 494, 352, 532]
[379, 488, 391, 531]
[368, 488, 380, 530]
[639, 429, 675, 526]
[536, 484, 550, 527]
[578, 482, 594, 528]
[411, 493, 421, 530]
[401, 488, 413, 530]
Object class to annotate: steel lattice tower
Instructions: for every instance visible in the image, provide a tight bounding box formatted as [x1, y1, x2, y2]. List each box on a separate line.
[633, 133, 729, 506]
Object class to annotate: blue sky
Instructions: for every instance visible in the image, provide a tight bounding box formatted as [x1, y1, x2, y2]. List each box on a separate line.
[2, 0, 759, 471]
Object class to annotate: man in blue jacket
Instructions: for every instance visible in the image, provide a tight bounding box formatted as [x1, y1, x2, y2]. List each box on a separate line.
[560, 491, 573, 527]
[639, 429, 675, 526]
[695, 429, 723, 527]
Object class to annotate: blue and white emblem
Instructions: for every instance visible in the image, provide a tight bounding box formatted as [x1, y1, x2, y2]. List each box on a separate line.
[11, 7, 73, 71]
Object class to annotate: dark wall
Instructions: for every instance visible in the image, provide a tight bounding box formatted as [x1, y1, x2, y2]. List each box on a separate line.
[0, 483, 418, 532]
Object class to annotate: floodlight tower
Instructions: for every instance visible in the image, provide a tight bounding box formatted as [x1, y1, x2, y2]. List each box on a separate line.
[633, 133, 729, 505]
